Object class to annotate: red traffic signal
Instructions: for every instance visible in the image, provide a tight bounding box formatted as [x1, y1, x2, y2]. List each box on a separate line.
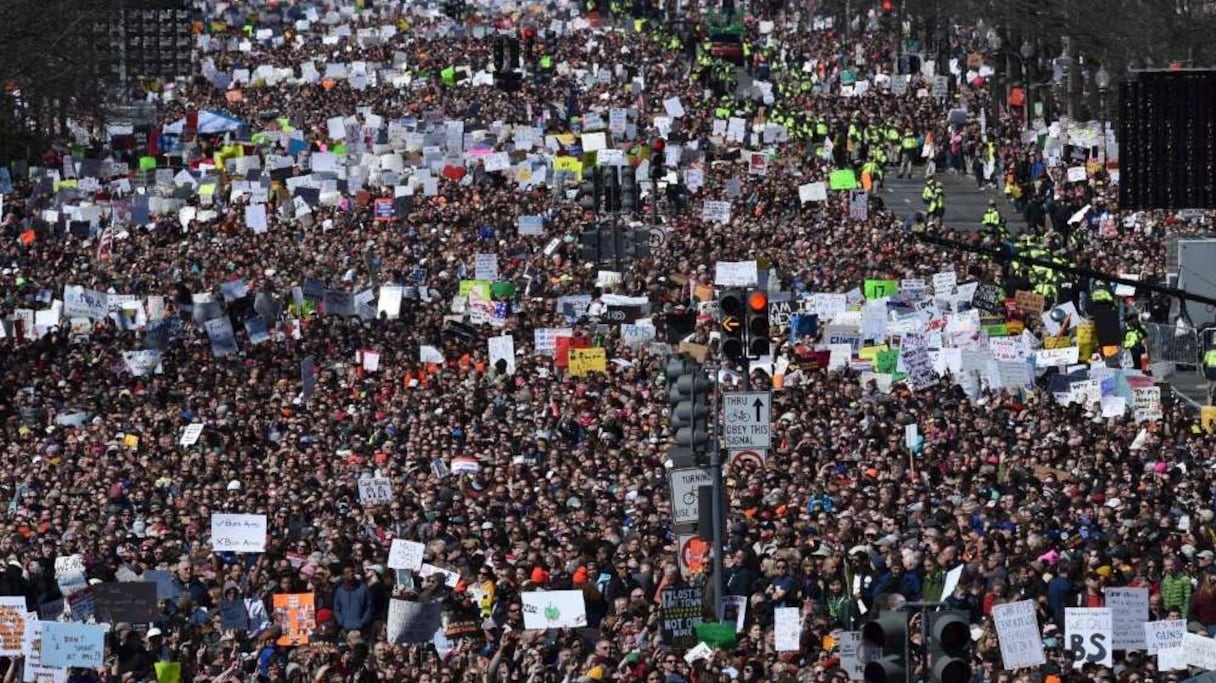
[747, 291, 768, 312]
[882, 0, 893, 11]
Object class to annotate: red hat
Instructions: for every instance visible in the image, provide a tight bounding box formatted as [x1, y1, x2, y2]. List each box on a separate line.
[530, 567, 550, 585]
[572, 566, 589, 584]
[316, 608, 334, 624]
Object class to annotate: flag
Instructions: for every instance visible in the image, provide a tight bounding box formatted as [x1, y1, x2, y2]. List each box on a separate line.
[96, 227, 114, 262]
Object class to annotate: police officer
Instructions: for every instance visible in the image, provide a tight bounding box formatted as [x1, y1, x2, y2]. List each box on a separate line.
[981, 200, 1006, 240]
[1123, 314, 1148, 371]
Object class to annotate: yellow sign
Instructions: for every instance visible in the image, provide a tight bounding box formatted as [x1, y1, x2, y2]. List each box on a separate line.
[858, 345, 889, 361]
[568, 348, 607, 376]
[1077, 322, 1096, 361]
[458, 280, 491, 301]
[552, 156, 583, 180]
[1203, 407, 1216, 433]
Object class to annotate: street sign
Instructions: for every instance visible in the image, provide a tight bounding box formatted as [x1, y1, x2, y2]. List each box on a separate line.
[722, 391, 771, 449]
[668, 467, 713, 526]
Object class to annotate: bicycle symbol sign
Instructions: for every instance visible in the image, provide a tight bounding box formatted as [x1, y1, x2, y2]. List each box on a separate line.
[722, 392, 772, 449]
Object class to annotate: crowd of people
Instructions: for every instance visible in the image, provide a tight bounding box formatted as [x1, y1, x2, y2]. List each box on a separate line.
[1, 1, 1215, 683]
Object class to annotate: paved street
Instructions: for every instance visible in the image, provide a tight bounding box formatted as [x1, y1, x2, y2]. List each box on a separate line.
[883, 167, 1017, 234]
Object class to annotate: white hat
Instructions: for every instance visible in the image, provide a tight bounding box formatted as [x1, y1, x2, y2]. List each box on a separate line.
[226, 480, 242, 491]
[146, 627, 163, 638]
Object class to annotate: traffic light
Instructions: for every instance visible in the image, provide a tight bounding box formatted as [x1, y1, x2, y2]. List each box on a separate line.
[650, 138, 666, 180]
[578, 230, 600, 263]
[718, 289, 745, 362]
[620, 228, 651, 261]
[604, 166, 621, 212]
[665, 357, 711, 462]
[620, 165, 639, 212]
[927, 611, 973, 683]
[745, 290, 770, 356]
[862, 613, 908, 683]
[579, 167, 603, 213]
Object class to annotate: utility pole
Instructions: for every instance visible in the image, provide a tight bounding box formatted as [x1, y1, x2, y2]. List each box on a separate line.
[1062, 35, 1076, 119]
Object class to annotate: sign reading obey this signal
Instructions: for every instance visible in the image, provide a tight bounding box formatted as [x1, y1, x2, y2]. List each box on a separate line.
[722, 392, 771, 449]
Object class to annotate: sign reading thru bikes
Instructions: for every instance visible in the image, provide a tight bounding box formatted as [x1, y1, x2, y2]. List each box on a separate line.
[722, 391, 772, 449]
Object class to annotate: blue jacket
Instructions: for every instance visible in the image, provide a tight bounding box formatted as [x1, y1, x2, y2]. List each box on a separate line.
[333, 581, 373, 631]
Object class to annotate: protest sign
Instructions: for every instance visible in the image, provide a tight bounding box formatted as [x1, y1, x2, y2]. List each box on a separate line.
[179, 423, 204, 447]
[42, 623, 106, 669]
[520, 590, 587, 630]
[0, 598, 26, 656]
[272, 593, 315, 646]
[1104, 587, 1148, 650]
[1145, 619, 1185, 655]
[798, 181, 827, 203]
[487, 334, 516, 375]
[357, 477, 393, 504]
[568, 347, 607, 376]
[1065, 607, 1113, 668]
[773, 607, 801, 651]
[387, 540, 425, 571]
[714, 260, 759, 287]
[992, 600, 1046, 670]
[1145, 619, 1187, 671]
[702, 200, 732, 223]
[1184, 632, 1216, 671]
[210, 514, 267, 553]
[93, 582, 159, 623]
[387, 600, 444, 644]
[659, 587, 703, 652]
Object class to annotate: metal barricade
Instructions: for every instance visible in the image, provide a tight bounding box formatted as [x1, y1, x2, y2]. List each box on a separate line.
[1145, 321, 1200, 376]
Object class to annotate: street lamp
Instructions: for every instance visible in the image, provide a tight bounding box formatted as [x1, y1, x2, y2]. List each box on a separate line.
[1095, 65, 1111, 164]
[1019, 41, 1035, 129]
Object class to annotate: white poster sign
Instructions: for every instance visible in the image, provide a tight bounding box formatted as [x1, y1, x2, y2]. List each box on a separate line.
[1104, 587, 1149, 650]
[387, 539, 425, 571]
[1065, 607, 1113, 669]
[992, 600, 1047, 670]
[773, 607, 801, 651]
[357, 477, 393, 504]
[209, 514, 267, 553]
[520, 590, 587, 630]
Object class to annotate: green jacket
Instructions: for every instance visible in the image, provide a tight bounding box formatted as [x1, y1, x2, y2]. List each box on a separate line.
[1162, 572, 1193, 618]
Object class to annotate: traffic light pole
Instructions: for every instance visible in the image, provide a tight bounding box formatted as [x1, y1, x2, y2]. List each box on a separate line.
[709, 362, 725, 617]
[905, 601, 941, 683]
[711, 355, 748, 619]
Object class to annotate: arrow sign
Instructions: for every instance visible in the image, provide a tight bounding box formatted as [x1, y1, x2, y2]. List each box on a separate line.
[721, 316, 740, 333]
[722, 391, 771, 449]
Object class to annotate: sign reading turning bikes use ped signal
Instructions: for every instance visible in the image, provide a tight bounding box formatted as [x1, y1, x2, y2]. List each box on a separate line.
[668, 467, 713, 526]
